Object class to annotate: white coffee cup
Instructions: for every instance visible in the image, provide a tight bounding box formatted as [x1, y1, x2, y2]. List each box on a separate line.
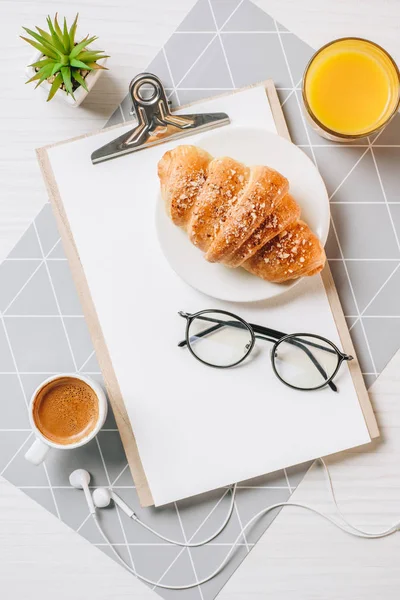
[25, 373, 108, 465]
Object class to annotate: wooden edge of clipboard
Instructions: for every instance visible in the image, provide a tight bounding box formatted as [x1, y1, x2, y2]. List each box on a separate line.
[35, 79, 379, 510]
[262, 80, 379, 440]
[36, 148, 155, 508]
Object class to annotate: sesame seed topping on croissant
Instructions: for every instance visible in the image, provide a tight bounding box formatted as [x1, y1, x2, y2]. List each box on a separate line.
[158, 145, 326, 284]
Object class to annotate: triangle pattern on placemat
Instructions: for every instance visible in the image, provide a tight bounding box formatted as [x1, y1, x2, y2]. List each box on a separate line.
[345, 316, 358, 329]
[325, 228, 341, 259]
[96, 431, 129, 485]
[23, 488, 59, 518]
[348, 319, 376, 375]
[373, 111, 400, 145]
[179, 36, 233, 88]
[2, 436, 49, 487]
[346, 260, 399, 313]
[330, 150, 385, 203]
[222, 0, 275, 31]
[373, 147, 400, 204]
[0, 260, 42, 313]
[80, 351, 101, 373]
[177, 487, 244, 544]
[313, 147, 370, 199]
[280, 33, 315, 85]
[47, 240, 65, 259]
[0, 374, 30, 429]
[280, 90, 311, 146]
[0, 432, 32, 474]
[47, 260, 83, 316]
[35, 204, 60, 256]
[365, 263, 400, 315]
[147, 49, 174, 89]
[5, 263, 58, 316]
[210, 0, 243, 29]
[329, 260, 357, 316]
[79, 498, 126, 545]
[164, 32, 215, 86]
[362, 316, 400, 374]
[7, 224, 42, 259]
[131, 545, 198, 591]
[63, 317, 94, 370]
[178, 0, 216, 32]
[53, 488, 94, 531]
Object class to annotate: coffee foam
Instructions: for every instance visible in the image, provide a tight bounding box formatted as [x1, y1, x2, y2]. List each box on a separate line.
[33, 377, 99, 445]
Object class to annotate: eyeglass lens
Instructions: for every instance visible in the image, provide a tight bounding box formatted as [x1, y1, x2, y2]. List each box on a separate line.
[187, 312, 253, 367]
[273, 334, 340, 390]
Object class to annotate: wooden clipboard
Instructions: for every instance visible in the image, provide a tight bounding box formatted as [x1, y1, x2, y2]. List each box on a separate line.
[37, 79, 379, 508]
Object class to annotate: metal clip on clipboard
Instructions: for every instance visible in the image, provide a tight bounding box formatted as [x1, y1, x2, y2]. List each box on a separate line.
[91, 73, 230, 164]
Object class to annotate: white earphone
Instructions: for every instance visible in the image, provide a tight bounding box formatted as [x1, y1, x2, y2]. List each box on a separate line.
[69, 469, 96, 514]
[93, 487, 135, 518]
[69, 459, 400, 591]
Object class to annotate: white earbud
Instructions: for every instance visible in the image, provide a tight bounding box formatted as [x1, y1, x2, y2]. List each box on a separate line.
[69, 469, 96, 514]
[93, 487, 135, 518]
[69, 462, 400, 591]
[92, 486, 111, 508]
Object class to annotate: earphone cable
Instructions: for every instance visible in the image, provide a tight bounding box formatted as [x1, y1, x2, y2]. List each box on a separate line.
[91, 458, 400, 591]
[131, 484, 237, 547]
[319, 457, 400, 536]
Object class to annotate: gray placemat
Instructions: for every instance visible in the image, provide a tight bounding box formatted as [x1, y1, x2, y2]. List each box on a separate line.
[1, 0, 399, 598]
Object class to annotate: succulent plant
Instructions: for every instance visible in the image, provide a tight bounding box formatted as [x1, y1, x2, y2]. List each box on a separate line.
[21, 14, 109, 101]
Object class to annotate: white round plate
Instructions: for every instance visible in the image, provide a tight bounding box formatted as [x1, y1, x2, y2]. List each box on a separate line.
[156, 126, 329, 303]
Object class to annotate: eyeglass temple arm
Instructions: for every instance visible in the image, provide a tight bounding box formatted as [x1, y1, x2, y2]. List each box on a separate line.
[285, 338, 337, 392]
[177, 315, 337, 392]
[251, 324, 338, 391]
[177, 321, 223, 347]
[250, 324, 338, 355]
[178, 315, 249, 347]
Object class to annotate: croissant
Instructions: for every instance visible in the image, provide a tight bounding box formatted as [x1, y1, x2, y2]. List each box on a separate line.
[158, 145, 326, 283]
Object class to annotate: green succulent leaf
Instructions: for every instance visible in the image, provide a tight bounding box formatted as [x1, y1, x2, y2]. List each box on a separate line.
[47, 72, 63, 101]
[26, 64, 50, 84]
[21, 36, 55, 59]
[22, 27, 62, 58]
[69, 14, 79, 48]
[87, 62, 108, 71]
[20, 35, 58, 59]
[76, 51, 108, 63]
[50, 62, 63, 76]
[22, 27, 48, 46]
[71, 68, 88, 92]
[28, 58, 54, 69]
[25, 71, 42, 84]
[70, 36, 97, 59]
[61, 66, 74, 97]
[53, 13, 63, 41]
[28, 63, 54, 87]
[34, 27, 53, 45]
[46, 16, 66, 52]
[23, 13, 109, 101]
[70, 58, 92, 70]
[62, 17, 70, 53]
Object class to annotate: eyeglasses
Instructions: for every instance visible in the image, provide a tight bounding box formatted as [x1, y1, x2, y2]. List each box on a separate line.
[178, 309, 353, 392]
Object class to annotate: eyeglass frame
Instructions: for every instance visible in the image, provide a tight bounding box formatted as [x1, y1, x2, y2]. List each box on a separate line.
[178, 309, 354, 393]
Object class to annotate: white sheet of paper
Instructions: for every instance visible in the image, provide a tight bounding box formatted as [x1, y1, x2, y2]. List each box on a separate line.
[46, 87, 371, 506]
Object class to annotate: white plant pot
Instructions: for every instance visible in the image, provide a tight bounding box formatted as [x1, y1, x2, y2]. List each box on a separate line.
[26, 48, 107, 107]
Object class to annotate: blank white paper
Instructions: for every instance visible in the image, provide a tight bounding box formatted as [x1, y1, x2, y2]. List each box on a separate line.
[46, 87, 371, 506]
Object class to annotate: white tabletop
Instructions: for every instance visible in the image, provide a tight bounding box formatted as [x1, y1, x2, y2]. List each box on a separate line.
[1, 1, 400, 598]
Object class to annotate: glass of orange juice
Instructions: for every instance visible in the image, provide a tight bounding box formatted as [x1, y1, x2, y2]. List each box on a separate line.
[302, 38, 400, 142]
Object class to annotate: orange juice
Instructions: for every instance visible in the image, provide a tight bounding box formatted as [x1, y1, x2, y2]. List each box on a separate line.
[303, 38, 399, 140]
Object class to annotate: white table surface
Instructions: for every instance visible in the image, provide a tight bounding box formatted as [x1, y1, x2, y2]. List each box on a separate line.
[1, 1, 400, 598]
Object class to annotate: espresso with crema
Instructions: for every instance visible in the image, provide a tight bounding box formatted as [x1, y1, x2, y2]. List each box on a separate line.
[33, 377, 99, 445]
